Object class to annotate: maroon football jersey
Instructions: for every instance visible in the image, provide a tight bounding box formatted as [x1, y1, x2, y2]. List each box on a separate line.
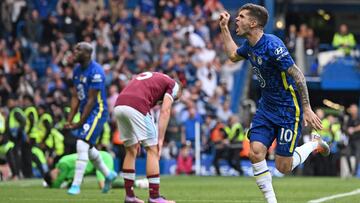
[115, 72, 179, 115]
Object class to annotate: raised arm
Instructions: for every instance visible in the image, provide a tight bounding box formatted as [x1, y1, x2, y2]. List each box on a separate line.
[219, 11, 244, 62]
[287, 64, 322, 130]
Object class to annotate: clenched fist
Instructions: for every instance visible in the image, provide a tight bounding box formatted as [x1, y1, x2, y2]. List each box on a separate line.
[219, 11, 231, 29]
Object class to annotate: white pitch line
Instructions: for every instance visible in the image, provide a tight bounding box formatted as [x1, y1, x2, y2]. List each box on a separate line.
[7, 198, 262, 203]
[308, 188, 360, 203]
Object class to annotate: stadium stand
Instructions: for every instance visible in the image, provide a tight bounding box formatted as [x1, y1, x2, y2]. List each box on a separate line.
[0, 0, 359, 180]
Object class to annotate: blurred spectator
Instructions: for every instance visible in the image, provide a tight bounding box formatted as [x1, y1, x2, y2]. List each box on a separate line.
[95, 19, 113, 51]
[0, 1, 14, 36]
[224, 116, 244, 176]
[211, 121, 226, 175]
[304, 28, 319, 75]
[285, 24, 297, 59]
[30, 44, 52, 79]
[165, 107, 182, 145]
[176, 142, 193, 175]
[107, 84, 119, 118]
[25, 10, 43, 43]
[343, 104, 360, 176]
[295, 23, 307, 73]
[203, 0, 224, 19]
[6, 96, 33, 178]
[181, 107, 203, 146]
[136, 0, 155, 16]
[41, 12, 59, 45]
[332, 24, 357, 56]
[133, 31, 153, 64]
[77, 0, 104, 21]
[0, 39, 21, 74]
[217, 100, 233, 123]
[59, 6, 80, 45]
[196, 59, 218, 97]
[31, 0, 57, 19]
[108, 0, 125, 24]
[0, 72, 12, 106]
[0, 107, 20, 180]
[318, 24, 357, 71]
[220, 60, 242, 92]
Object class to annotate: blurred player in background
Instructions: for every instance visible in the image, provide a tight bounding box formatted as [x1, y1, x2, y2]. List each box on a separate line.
[219, 3, 329, 203]
[114, 72, 181, 203]
[64, 42, 117, 195]
[43, 151, 149, 190]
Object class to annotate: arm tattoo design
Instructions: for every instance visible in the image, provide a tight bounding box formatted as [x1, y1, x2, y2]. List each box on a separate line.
[287, 65, 310, 108]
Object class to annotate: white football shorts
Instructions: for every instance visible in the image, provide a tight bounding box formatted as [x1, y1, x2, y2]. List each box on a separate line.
[114, 105, 158, 147]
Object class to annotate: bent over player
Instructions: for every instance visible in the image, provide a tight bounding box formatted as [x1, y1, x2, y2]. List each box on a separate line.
[219, 4, 330, 203]
[114, 72, 181, 203]
[64, 42, 117, 195]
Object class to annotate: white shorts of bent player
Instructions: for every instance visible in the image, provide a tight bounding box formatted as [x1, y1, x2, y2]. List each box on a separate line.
[114, 105, 158, 147]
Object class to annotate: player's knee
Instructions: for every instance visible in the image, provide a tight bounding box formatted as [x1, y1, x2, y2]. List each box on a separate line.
[276, 162, 292, 174]
[249, 149, 265, 163]
[145, 145, 159, 158]
[249, 142, 267, 163]
[125, 145, 138, 158]
[88, 147, 100, 161]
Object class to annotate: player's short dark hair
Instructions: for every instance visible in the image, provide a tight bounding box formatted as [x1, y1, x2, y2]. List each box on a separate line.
[43, 171, 53, 188]
[76, 42, 93, 55]
[239, 3, 268, 28]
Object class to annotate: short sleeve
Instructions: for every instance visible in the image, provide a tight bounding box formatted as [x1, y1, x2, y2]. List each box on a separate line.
[268, 39, 295, 71]
[236, 43, 249, 59]
[89, 69, 105, 90]
[165, 80, 179, 101]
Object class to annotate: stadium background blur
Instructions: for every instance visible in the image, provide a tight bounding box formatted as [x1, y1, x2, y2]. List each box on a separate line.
[0, 0, 360, 181]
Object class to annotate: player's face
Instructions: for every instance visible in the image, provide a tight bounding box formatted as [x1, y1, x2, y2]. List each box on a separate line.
[235, 10, 252, 36]
[73, 44, 85, 63]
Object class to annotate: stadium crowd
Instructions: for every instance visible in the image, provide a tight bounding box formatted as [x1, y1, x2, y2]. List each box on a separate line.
[0, 0, 359, 180]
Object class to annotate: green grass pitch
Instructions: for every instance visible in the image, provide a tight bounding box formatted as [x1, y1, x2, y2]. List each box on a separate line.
[1, 176, 360, 203]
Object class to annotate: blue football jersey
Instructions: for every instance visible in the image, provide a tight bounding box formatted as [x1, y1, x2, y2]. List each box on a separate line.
[72, 60, 108, 118]
[236, 34, 301, 123]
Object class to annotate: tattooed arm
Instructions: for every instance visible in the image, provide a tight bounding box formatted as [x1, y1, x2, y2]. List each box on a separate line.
[287, 65, 310, 109]
[287, 64, 323, 130]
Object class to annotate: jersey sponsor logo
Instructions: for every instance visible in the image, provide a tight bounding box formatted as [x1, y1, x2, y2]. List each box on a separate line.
[92, 74, 103, 82]
[274, 47, 285, 55]
[276, 52, 289, 61]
